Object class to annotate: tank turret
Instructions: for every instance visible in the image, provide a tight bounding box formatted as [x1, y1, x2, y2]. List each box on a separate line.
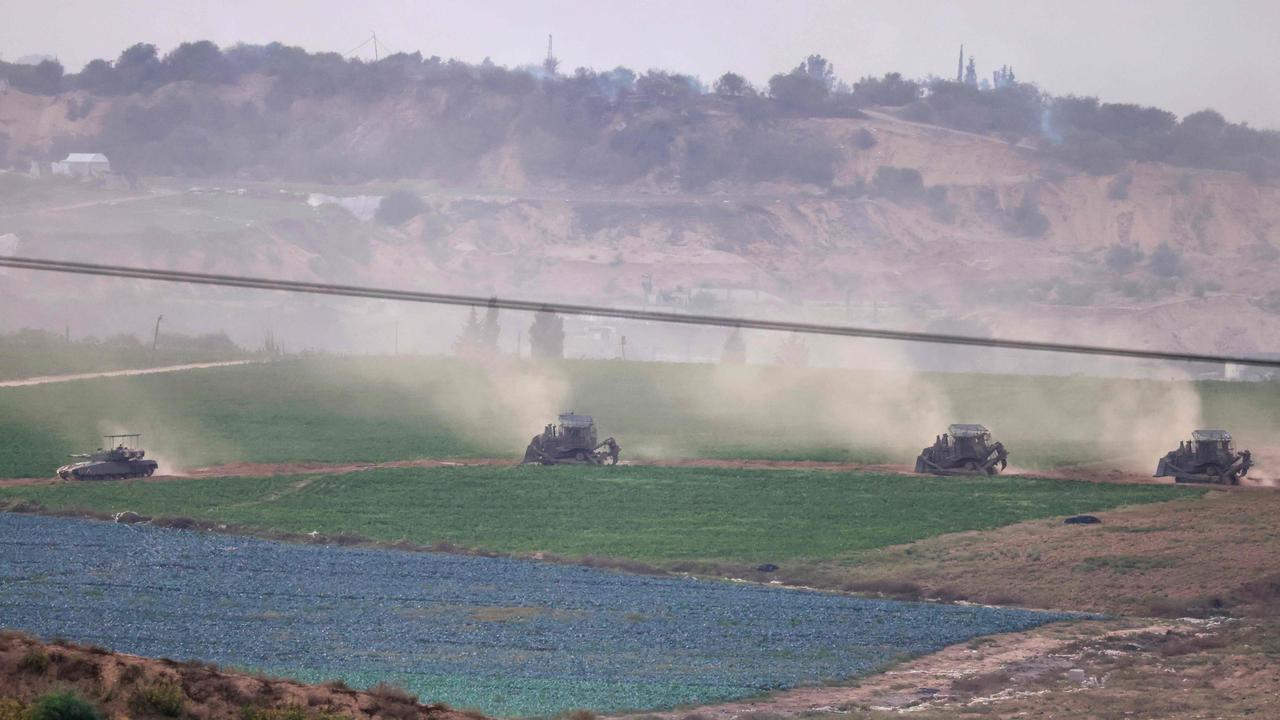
[57, 434, 159, 481]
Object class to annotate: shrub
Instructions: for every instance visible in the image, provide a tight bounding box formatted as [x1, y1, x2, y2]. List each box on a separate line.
[19, 648, 51, 674]
[1148, 242, 1183, 277]
[241, 706, 310, 720]
[850, 127, 877, 149]
[1105, 243, 1144, 273]
[27, 693, 100, 720]
[870, 166, 925, 202]
[925, 185, 956, 223]
[374, 190, 427, 226]
[367, 683, 416, 704]
[0, 699, 28, 720]
[1107, 172, 1133, 200]
[1006, 196, 1050, 238]
[1053, 282, 1098, 306]
[128, 682, 186, 718]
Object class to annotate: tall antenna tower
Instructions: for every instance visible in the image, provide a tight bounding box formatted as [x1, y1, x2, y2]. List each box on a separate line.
[543, 34, 559, 75]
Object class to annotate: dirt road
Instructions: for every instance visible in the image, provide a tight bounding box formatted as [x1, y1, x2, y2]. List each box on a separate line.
[0, 360, 256, 389]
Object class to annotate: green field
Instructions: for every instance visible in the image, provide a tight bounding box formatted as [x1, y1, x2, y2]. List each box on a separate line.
[2, 356, 1278, 479]
[0, 466, 1191, 564]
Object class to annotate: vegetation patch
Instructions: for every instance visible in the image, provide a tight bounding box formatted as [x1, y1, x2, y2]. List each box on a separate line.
[0, 466, 1189, 564]
[1074, 555, 1178, 574]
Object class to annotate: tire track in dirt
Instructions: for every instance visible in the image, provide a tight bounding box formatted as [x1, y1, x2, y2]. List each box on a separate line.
[4, 454, 1256, 487]
[0, 359, 256, 388]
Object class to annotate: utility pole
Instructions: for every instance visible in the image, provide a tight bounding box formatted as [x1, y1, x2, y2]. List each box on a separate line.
[152, 314, 163, 358]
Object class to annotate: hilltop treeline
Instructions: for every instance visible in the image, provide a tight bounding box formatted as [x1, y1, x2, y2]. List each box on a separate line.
[4, 41, 1279, 184]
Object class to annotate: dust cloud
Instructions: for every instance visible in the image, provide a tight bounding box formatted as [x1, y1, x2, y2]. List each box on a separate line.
[693, 335, 954, 458]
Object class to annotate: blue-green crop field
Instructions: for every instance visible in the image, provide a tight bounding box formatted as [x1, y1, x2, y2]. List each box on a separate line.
[0, 513, 1080, 717]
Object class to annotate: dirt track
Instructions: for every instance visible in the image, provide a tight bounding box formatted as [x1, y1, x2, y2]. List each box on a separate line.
[0, 360, 255, 388]
[1, 454, 1253, 488]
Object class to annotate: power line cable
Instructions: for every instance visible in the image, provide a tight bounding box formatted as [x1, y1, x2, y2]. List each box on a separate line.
[1, 254, 1277, 369]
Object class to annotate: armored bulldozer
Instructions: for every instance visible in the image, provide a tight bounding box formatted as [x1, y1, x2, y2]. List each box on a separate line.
[915, 424, 1009, 476]
[57, 434, 159, 481]
[523, 413, 620, 465]
[1155, 429, 1251, 485]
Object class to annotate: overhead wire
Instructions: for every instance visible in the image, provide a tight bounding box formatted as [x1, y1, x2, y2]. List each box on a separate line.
[2, 254, 1278, 369]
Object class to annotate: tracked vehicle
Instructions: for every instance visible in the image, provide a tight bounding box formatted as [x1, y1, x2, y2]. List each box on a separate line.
[523, 413, 620, 465]
[915, 424, 1009, 476]
[1155, 429, 1252, 485]
[57, 434, 159, 480]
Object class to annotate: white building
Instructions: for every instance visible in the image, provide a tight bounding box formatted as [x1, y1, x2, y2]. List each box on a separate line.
[51, 153, 111, 178]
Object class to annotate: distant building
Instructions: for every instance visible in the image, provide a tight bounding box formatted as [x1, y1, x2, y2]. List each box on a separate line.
[51, 153, 111, 178]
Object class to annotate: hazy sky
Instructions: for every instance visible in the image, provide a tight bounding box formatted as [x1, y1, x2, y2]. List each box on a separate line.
[5, 0, 1279, 128]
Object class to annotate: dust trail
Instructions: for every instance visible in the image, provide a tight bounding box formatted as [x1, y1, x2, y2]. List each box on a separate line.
[0, 360, 257, 388]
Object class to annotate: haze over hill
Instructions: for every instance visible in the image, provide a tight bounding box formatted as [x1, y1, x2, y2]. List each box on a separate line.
[2, 41, 1279, 366]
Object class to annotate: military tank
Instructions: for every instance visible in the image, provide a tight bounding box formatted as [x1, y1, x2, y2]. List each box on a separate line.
[523, 413, 620, 465]
[1155, 429, 1252, 485]
[57, 434, 159, 480]
[914, 424, 1009, 476]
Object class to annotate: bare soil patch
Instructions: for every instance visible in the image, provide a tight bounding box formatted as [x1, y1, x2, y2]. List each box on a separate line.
[624, 617, 1280, 719]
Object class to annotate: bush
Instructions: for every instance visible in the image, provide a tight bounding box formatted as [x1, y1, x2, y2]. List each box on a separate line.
[1148, 242, 1183, 277]
[1105, 243, 1144, 273]
[1053, 282, 1098, 306]
[925, 185, 955, 223]
[27, 693, 100, 720]
[241, 706, 310, 720]
[0, 699, 28, 720]
[374, 190, 427, 226]
[870, 166, 925, 202]
[1006, 196, 1050, 238]
[18, 648, 50, 674]
[850, 127, 877, 149]
[128, 682, 186, 718]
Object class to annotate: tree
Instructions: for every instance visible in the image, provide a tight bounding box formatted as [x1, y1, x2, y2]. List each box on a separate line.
[163, 41, 235, 84]
[529, 308, 565, 360]
[964, 56, 978, 86]
[453, 302, 500, 358]
[713, 72, 751, 97]
[480, 299, 501, 352]
[13, 59, 64, 95]
[800, 55, 835, 91]
[115, 43, 161, 92]
[77, 58, 118, 94]
[721, 328, 746, 364]
[768, 55, 834, 114]
[852, 73, 919, 107]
